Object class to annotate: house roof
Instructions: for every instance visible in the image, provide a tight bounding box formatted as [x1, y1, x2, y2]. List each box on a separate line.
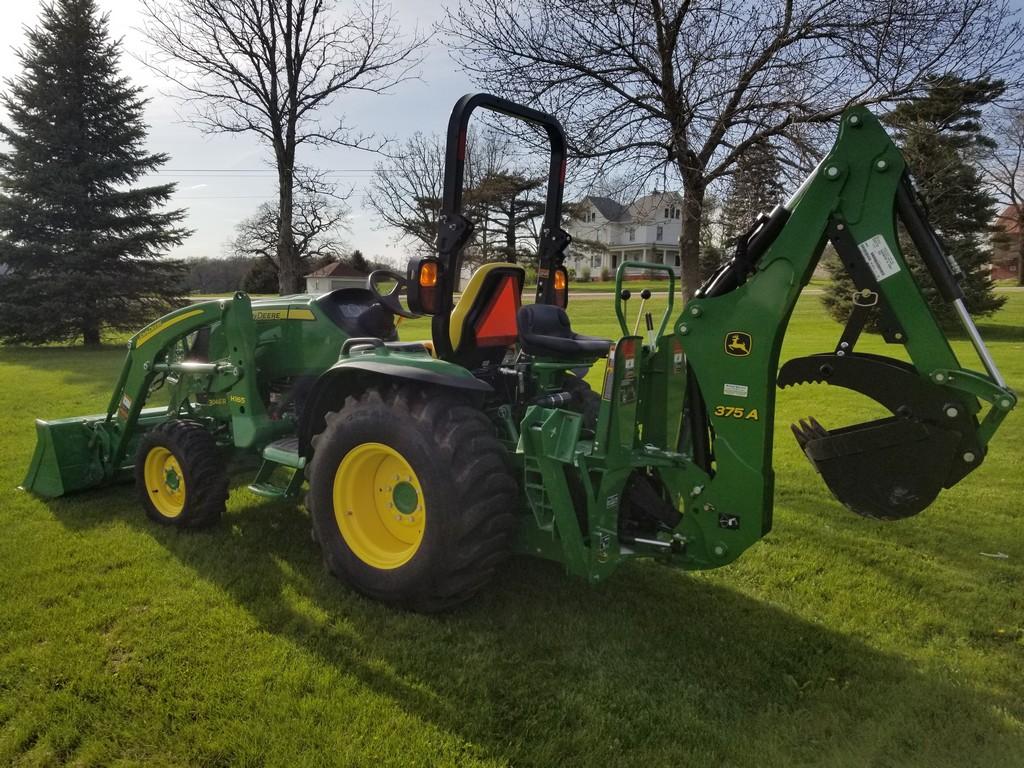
[580, 191, 684, 224]
[305, 261, 367, 278]
[621, 191, 684, 223]
[587, 196, 626, 221]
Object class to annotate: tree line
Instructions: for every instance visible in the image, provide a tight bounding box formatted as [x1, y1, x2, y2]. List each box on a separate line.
[1, 0, 1024, 345]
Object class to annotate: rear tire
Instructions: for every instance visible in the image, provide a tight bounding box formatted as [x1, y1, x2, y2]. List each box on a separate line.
[306, 385, 518, 612]
[562, 373, 601, 431]
[135, 420, 228, 529]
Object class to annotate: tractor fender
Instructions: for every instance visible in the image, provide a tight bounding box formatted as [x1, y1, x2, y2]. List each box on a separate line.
[296, 354, 492, 456]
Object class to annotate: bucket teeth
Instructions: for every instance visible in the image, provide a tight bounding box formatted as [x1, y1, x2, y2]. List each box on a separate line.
[791, 416, 828, 450]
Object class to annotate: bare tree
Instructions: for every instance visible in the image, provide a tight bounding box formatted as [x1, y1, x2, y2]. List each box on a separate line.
[365, 131, 447, 255]
[228, 189, 350, 272]
[443, 0, 1024, 297]
[365, 129, 548, 268]
[989, 107, 1024, 285]
[140, 0, 426, 293]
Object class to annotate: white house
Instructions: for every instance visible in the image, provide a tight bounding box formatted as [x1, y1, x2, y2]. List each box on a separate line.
[304, 262, 369, 293]
[564, 191, 684, 277]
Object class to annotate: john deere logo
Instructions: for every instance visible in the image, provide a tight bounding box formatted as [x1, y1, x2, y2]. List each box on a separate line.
[725, 332, 752, 357]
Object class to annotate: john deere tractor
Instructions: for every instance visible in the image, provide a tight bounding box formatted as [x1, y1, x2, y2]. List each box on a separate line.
[24, 94, 1016, 612]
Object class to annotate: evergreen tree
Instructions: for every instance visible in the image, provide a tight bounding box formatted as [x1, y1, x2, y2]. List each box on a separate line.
[348, 250, 370, 273]
[823, 75, 1005, 329]
[720, 139, 785, 244]
[698, 192, 727, 277]
[0, 0, 189, 346]
[243, 258, 278, 295]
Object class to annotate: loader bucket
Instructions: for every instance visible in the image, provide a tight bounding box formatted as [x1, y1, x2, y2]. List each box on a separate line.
[778, 353, 983, 520]
[21, 416, 107, 498]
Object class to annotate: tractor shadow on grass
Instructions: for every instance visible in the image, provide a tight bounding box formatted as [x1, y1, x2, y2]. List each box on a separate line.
[48, 478, 1024, 767]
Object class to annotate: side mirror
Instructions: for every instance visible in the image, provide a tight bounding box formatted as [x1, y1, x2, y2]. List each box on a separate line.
[406, 257, 443, 315]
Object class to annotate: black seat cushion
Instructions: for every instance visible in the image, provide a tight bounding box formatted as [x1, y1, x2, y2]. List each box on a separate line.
[517, 304, 611, 360]
[315, 288, 398, 341]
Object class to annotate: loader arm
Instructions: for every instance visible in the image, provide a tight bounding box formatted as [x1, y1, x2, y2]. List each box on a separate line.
[22, 293, 268, 497]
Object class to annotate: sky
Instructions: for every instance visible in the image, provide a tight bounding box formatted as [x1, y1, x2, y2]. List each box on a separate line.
[0, 0, 475, 267]
[2, 0, 1024, 267]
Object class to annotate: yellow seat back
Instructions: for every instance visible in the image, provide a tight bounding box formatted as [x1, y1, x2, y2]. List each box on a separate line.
[449, 263, 526, 355]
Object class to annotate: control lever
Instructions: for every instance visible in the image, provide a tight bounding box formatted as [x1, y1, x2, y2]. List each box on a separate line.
[632, 288, 651, 335]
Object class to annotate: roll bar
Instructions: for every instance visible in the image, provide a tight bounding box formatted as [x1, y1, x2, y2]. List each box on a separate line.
[441, 93, 567, 231]
[435, 93, 571, 317]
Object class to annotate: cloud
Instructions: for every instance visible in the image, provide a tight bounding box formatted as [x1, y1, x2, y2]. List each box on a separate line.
[188, 183, 208, 190]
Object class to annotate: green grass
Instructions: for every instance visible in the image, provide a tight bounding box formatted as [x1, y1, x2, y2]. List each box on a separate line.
[571, 278, 670, 293]
[1, 294, 1023, 766]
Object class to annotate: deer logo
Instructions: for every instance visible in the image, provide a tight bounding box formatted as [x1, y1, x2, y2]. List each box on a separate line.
[725, 332, 752, 357]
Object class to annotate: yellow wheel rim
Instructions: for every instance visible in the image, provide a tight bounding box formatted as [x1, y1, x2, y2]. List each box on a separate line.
[144, 446, 187, 519]
[332, 442, 426, 569]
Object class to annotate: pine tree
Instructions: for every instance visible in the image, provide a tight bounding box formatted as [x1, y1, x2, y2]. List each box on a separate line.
[348, 250, 370, 273]
[0, 0, 189, 346]
[720, 139, 785, 244]
[823, 75, 1005, 329]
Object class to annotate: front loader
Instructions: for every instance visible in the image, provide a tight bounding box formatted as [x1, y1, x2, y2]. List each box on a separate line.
[22, 284, 403, 522]
[24, 93, 1015, 612]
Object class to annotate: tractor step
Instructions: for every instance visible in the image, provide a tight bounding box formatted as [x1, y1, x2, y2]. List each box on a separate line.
[248, 437, 305, 499]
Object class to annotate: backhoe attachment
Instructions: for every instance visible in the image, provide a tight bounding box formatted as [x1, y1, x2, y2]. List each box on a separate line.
[768, 151, 1017, 520]
[765, 117, 1017, 520]
[681, 105, 1015, 532]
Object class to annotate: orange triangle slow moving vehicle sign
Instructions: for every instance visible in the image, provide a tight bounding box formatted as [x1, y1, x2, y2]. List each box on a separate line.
[474, 276, 521, 346]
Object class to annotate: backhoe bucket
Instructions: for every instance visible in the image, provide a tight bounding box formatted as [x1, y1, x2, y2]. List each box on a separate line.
[21, 416, 107, 498]
[790, 415, 961, 519]
[778, 353, 983, 520]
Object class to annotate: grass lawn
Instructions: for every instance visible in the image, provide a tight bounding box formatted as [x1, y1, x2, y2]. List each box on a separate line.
[1, 290, 1022, 767]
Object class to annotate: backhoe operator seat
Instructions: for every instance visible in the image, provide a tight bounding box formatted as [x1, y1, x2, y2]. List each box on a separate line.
[517, 304, 611, 360]
[449, 262, 525, 366]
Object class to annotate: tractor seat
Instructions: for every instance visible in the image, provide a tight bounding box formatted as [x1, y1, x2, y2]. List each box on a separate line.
[517, 304, 611, 360]
[448, 262, 525, 367]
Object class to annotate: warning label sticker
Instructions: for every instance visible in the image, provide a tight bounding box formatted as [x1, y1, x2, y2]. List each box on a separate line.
[858, 234, 900, 281]
[723, 383, 748, 398]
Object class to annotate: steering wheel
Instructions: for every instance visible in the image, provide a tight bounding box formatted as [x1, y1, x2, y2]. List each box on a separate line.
[367, 269, 421, 319]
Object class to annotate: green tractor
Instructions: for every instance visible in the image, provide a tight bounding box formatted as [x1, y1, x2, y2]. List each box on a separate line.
[24, 94, 1016, 611]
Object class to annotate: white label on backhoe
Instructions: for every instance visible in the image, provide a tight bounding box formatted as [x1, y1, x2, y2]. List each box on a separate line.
[723, 383, 748, 397]
[858, 234, 900, 281]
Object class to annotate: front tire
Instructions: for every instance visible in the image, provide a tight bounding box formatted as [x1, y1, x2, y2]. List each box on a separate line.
[306, 385, 518, 612]
[135, 420, 228, 528]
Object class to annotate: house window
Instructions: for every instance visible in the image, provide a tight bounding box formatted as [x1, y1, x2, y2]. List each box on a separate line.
[675, 209, 681, 219]
[664, 207, 669, 218]
[656, 225, 663, 241]
[628, 227, 636, 242]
